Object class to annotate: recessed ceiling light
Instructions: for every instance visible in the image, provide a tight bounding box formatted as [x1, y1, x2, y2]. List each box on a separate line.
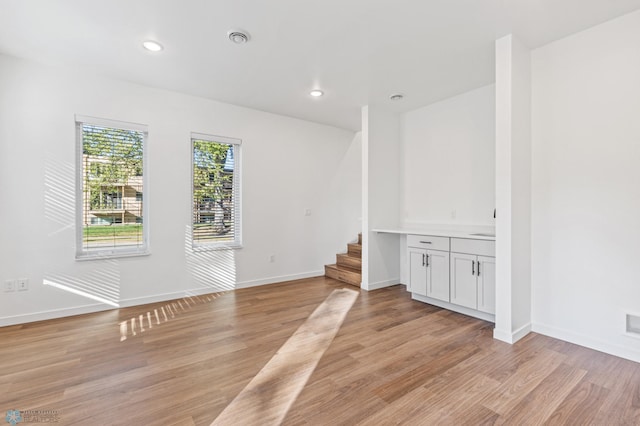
[227, 29, 250, 44]
[389, 93, 404, 101]
[142, 40, 163, 52]
[310, 90, 324, 97]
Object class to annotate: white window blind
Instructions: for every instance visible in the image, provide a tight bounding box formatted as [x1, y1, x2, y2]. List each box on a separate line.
[76, 116, 148, 258]
[192, 133, 241, 248]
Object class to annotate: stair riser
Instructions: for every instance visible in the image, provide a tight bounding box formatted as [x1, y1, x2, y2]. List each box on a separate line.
[337, 254, 361, 270]
[325, 266, 361, 287]
[347, 244, 362, 258]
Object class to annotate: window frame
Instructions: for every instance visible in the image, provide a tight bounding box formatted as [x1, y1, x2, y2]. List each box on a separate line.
[191, 132, 242, 250]
[75, 114, 150, 260]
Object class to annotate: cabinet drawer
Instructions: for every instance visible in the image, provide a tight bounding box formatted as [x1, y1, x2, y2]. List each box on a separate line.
[407, 234, 450, 251]
[450, 238, 495, 257]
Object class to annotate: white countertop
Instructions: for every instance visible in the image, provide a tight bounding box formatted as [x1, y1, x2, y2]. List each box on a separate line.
[372, 226, 496, 241]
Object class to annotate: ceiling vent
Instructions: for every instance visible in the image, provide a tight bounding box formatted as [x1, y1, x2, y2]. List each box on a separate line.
[228, 29, 250, 44]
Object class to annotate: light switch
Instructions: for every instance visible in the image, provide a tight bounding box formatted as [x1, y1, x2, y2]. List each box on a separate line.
[17, 278, 28, 291]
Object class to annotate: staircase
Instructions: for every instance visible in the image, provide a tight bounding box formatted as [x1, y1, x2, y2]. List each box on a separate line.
[324, 233, 362, 287]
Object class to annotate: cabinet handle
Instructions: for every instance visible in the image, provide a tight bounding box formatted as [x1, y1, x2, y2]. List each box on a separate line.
[472, 260, 475, 275]
[422, 254, 425, 266]
[426, 254, 429, 267]
[477, 261, 480, 276]
[419, 241, 432, 244]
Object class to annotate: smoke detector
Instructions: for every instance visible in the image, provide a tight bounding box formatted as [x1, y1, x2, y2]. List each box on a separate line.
[227, 29, 251, 44]
[389, 93, 404, 101]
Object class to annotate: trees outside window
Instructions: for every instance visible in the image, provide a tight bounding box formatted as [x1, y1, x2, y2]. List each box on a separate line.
[76, 116, 148, 258]
[192, 134, 241, 248]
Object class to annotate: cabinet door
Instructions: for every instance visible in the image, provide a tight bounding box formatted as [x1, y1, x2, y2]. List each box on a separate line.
[426, 249, 450, 302]
[477, 256, 496, 314]
[408, 247, 427, 296]
[450, 252, 477, 309]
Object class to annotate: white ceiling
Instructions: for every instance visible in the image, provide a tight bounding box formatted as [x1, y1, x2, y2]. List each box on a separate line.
[1, 0, 639, 131]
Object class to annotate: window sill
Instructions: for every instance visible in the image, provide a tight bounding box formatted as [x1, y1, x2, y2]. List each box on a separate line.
[76, 250, 150, 261]
[192, 243, 243, 252]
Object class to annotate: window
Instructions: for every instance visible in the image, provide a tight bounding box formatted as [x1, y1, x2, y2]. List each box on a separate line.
[76, 115, 148, 258]
[191, 133, 241, 248]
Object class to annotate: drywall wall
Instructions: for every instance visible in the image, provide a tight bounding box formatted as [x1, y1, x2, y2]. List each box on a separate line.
[400, 85, 496, 227]
[494, 34, 532, 344]
[531, 9, 640, 361]
[397, 85, 495, 286]
[322, 131, 363, 257]
[0, 53, 360, 325]
[362, 106, 401, 290]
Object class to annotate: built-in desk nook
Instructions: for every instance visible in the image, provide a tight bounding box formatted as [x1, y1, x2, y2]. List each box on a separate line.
[374, 228, 496, 322]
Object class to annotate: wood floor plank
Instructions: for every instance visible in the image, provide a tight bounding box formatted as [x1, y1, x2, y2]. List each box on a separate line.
[545, 377, 610, 425]
[495, 362, 586, 425]
[481, 347, 568, 414]
[2, 278, 640, 425]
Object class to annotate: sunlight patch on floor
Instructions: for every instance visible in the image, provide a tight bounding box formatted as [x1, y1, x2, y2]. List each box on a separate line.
[211, 288, 359, 426]
[119, 292, 227, 341]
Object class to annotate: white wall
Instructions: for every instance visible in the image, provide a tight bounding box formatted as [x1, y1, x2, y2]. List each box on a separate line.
[0, 54, 360, 326]
[323, 131, 362, 254]
[531, 10, 640, 361]
[362, 106, 401, 290]
[401, 85, 496, 227]
[494, 34, 533, 344]
[398, 85, 495, 285]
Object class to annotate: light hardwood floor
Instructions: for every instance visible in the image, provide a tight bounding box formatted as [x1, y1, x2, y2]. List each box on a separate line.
[1, 277, 640, 425]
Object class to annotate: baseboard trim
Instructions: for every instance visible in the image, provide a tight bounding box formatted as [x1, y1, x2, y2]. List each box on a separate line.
[0, 303, 112, 328]
[512, 323, 532, 343]
[493, 323, 532, 344]
[532, 322, 640, 364]
[412, 294, 495, 323]
[0, 270, 325, 328]
[493, 328, 513, 343]
[365, 278, 399, 291]
[236, 270, 324, 289]
[118, 288, 228, 309]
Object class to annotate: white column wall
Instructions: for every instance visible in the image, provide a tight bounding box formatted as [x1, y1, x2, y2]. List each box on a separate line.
[361, 106, 401, 290]
[494, 34, 532, 343]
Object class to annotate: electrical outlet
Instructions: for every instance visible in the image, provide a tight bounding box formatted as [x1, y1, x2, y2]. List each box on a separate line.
[304, 208, 311, 216]
[451, 209, 457, 219]
[269, 254, 275, 263]
[17, 278, 28, 291]
[4, 280, 16, 293]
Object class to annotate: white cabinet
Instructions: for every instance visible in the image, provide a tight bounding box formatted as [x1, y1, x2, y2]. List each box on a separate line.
[450, 253, 477, 309]
[450, 239, 496, 315]
[406, 234, 496, 320]
[407, 242, 450, 302]
[408, 247, 427, 296]
[477, 256, 496, 314]
[426, 249, 450, 302]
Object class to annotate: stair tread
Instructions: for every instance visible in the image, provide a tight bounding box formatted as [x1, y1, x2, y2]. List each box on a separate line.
[347, 243, 362, 256]
[325, 264, 361, 274]
[337, 253, 361, 259]
[336, 253, 361, 268]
